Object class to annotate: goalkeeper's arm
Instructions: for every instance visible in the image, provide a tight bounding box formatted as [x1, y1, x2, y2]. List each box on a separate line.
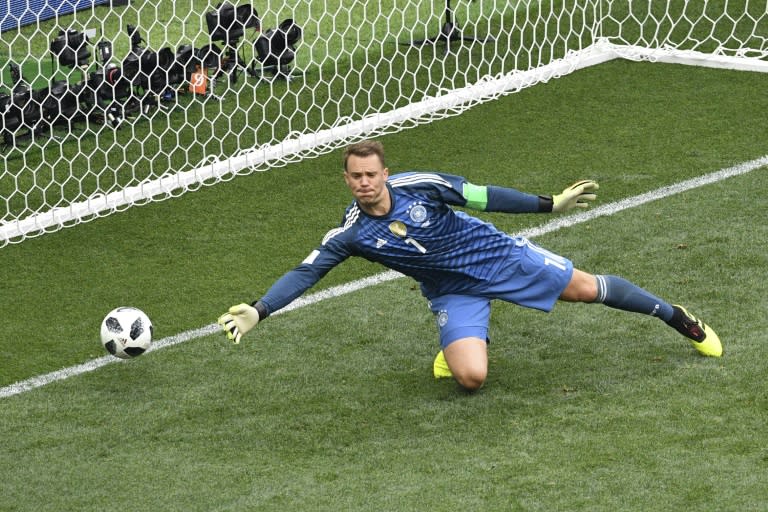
[218, 237, 351, 344]
[462, 180, 598, 213]
[548, 180, 599, 212]
[218, 301, 266, 344]
[218, 264, 323, 344]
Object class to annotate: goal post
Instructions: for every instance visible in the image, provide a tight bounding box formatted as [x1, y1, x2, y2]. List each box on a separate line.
[1, 0, 765, 246]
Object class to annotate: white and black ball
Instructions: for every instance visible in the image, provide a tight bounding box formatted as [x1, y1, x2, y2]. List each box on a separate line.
[100, 307, 153, 359]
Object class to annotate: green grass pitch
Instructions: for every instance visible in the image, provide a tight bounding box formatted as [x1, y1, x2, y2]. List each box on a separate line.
[1, 59, 768, 510]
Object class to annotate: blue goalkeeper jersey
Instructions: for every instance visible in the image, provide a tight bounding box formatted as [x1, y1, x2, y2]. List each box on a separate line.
[259, 172, 541, 315]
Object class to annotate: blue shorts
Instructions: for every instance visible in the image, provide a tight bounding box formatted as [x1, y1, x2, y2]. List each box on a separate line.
[427, 238, 573, 348]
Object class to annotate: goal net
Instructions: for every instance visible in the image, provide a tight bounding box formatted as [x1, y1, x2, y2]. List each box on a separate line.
[1, 0, 765, 246]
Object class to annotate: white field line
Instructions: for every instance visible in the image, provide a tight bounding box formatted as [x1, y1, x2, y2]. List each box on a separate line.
[2, 154, 766, 399]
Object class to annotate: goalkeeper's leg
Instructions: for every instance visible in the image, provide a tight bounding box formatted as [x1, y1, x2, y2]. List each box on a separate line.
[429, 294, 491, 390]
[562, 270, 721, 357]
[440, 337, 488, 391]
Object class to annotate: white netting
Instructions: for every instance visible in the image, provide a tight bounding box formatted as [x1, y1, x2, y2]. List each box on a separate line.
[600, 1, 768, 57]
[599, 1, 768, 72]
[0, 0, 765, 246]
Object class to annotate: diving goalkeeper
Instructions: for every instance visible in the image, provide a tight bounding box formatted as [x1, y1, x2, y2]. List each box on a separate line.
[219, 140, 722, 391]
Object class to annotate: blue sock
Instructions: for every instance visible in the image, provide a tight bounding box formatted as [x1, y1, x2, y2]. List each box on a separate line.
[594, 275, 674, 322]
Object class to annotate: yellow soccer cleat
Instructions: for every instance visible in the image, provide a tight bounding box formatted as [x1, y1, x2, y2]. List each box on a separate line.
[433, 350, 453, 379]
[668, 305, 723, 357]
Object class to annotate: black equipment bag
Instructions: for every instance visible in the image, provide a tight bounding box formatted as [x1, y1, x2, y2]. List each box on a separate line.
[50, 29, 91, 68]
[255, 19, 302, 68]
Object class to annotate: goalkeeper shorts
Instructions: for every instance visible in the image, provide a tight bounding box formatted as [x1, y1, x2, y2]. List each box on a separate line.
[427, 238, 573, 348]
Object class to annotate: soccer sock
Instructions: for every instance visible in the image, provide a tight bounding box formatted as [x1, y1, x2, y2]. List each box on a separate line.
[594, 275, 674, 322]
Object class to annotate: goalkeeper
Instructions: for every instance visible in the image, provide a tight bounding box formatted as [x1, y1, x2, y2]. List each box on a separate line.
[219, 140, 721, 391]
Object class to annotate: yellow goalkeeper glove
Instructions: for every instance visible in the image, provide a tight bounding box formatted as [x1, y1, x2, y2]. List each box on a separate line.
[552, 180, 599, 212]
[218, 303, 261, 344]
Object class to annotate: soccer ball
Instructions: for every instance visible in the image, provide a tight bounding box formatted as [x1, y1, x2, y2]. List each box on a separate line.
[100, 307, 154, 359]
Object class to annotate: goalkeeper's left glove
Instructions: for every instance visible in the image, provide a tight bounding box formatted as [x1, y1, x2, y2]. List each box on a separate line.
[218, 303, 262, 344]
[552, 180, 599, 212]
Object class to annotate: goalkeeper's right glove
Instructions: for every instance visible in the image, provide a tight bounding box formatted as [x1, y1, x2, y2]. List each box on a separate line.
[552, 180, 599, 212]
[218, 303, 262, 344]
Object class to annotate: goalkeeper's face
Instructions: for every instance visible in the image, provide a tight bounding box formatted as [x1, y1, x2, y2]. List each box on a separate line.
[344, 154, 390, 214]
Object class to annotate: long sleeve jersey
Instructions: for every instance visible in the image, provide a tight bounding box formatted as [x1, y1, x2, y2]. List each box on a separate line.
[258, 172, 547, 316]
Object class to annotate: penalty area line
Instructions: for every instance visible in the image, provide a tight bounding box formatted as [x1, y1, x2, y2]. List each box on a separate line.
[1, 154, 766, 399]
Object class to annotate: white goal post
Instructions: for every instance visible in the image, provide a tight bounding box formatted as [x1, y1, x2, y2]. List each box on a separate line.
[1, 0, 766, 246]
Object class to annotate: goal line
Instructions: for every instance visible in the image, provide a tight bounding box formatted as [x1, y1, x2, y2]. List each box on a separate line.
[2, 153, 765, 399]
